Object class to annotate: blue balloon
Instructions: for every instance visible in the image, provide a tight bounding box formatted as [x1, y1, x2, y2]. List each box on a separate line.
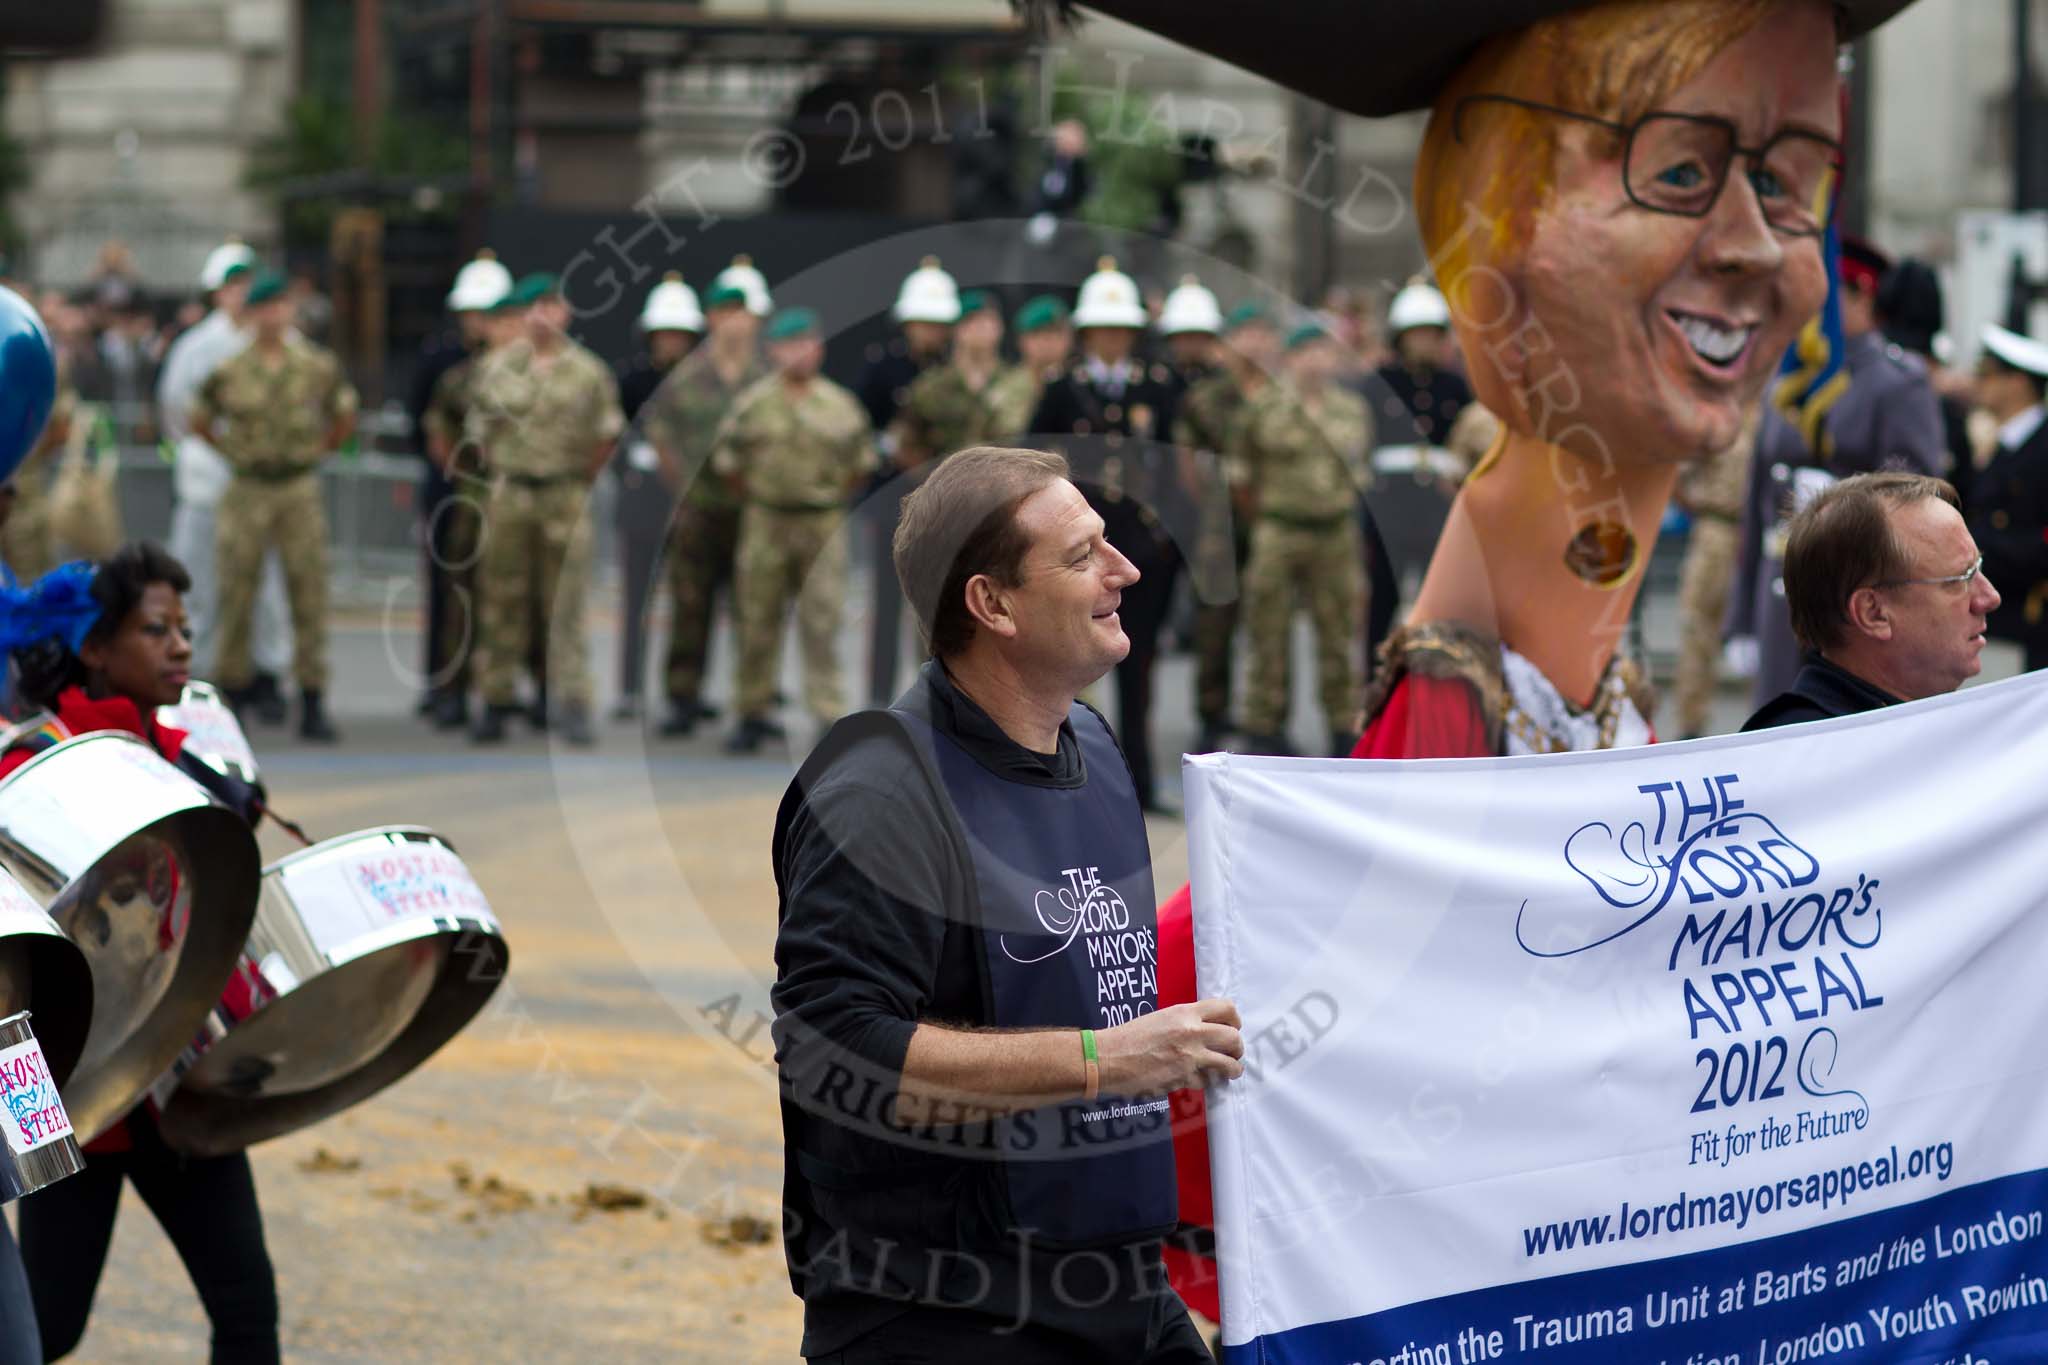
[0, 286, 55, 488]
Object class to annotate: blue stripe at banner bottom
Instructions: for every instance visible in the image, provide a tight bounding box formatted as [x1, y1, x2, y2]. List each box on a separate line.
[1234, 1167, 2048, 1365]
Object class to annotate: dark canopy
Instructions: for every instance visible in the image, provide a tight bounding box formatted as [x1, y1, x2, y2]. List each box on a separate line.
[1029, 1, 1919, 117]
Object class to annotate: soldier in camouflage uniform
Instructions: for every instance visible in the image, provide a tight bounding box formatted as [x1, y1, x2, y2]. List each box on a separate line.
[191, 271, 358, 740]
[1176, 301, 1279, 751]
[1236, 323, 1372, 755]
[0, 366, 73, 580]
[465, 273, 624, 746]
[1671, 410, 1757, 738]
[892, 291, 1039, 466]
[718, 308, 877, 753]
[420, 289, 517, 729]
[644, 281, 765, 736]
[1010, 295, 1072, 428]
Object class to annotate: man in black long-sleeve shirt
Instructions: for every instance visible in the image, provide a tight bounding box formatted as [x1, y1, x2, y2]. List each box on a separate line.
[772, 446, 1238, 1362]
[1745, 471, 1999, 731]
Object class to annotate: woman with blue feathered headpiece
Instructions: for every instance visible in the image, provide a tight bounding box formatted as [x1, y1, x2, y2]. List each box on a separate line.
[0, 543, 281, 1364]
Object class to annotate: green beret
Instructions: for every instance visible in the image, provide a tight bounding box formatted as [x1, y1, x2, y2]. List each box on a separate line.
[764, 307, 820, 342]
[958, 289, 998, 318]
[1286, 321, 1331, 352]
[507, 272, 558, 308]
[703, 282, 748, 310]
[1225, 301, 1273, 333]
[243, 270, 288, 307]
[1014, 295, 1070, 334]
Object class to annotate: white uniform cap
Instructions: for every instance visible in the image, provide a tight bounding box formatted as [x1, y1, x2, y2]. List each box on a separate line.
[893, 257, 962, 325]
[640, 272, 706, 333]
[446, 250, 514, 312]
[1387, 281, 1452, 334]
[1157, 276, 1223, 336]
[713, 256, 773, 318]
[1071, 257, 1148, 330]
[1982, 323, 2048, 379]
[198, 241, 256, 293]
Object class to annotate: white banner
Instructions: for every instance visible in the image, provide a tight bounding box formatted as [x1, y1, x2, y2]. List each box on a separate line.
[1185, 670, 2048, 1364]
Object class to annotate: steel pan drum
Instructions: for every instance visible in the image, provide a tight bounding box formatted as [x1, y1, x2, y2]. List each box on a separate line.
[0, 1009, 86, 1201]
[0, 732, 261, 1141]
[159, 682, 260, 788]
[155, 827, 509, 1156]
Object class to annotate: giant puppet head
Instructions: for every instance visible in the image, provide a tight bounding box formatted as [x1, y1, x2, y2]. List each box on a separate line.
[1054, 0, 1911, 476]
[1416, 0, 1840, 470]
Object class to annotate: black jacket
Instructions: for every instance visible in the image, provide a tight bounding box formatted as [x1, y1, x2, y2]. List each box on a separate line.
[1742, 654, 1903, 731]
[1971, 413, 2048, 651]
[1027, 361, 1187, 570]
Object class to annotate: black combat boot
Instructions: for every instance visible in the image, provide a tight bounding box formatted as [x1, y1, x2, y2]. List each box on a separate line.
[299, 690, 339, 743]
[558, 704, 594, 748]
[251, 671, 290, 726]
[432, 691, 470, 731]
[472, 703, 516, 743]
[659, 698, 697, 738]
[221, 683, 260, 721]
[724, 716, 774, 755]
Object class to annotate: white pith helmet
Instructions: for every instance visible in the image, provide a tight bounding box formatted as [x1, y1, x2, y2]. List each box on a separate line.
[893, 256, 963, 325]
[1157, 275, 1223, 336]
[712, 255, 773, 318]
[1072, 256, 1147, 330]
[640, 271, 706, 333]
[446, 249, 514, 312]
[1387, 280, 1452, 335]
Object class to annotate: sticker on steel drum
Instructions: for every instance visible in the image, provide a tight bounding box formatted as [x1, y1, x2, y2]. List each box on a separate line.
[282, 841, 493, 952]
[161, 699, 257, 776]
[0, 1037, 73, 1157]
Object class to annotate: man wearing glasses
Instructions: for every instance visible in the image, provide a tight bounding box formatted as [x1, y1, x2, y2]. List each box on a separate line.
[1743, 471, 1998, 730]
[1730, 236, 1950, 710]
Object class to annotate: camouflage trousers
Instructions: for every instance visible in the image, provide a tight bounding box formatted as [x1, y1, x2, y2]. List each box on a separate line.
[215, 472, 329, 690]
[1191, 508, 1250, 728]
[1240, 516, 1365, 739]
[733, 505, 846, 725]
[663, 500, 742, 705]
[478, 477, 593, 708]
[1673, 516, 1740, 737]
[427, 472, 489, 695]
[0, 487, 52, 581]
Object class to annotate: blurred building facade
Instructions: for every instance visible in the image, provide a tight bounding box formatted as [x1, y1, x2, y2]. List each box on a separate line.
[6, 0, 294, 290]
[0, 0, 2038, 311]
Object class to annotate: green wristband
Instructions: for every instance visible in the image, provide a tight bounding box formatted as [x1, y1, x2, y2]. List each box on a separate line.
[1081, 1028, 1098, 1062]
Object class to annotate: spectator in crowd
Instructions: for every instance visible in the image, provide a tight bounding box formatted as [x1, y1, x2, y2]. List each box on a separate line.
[1746, 472, 1997, 728]
[772, 443, 1234, 1362]
[1968, 322, 2048, 673]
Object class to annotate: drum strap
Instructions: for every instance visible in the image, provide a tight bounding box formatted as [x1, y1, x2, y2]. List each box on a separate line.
[0, 713, 69, 763]
[261, 805, 314, 847]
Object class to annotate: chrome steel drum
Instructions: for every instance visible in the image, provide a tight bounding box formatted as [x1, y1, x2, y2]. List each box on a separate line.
[0, 732, 260, 1141]
[158, 682, 260, 788]
[0, 869, 91, 1094]
[155, 827, 509, 1156]
[0, 1010, 86, 1201]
